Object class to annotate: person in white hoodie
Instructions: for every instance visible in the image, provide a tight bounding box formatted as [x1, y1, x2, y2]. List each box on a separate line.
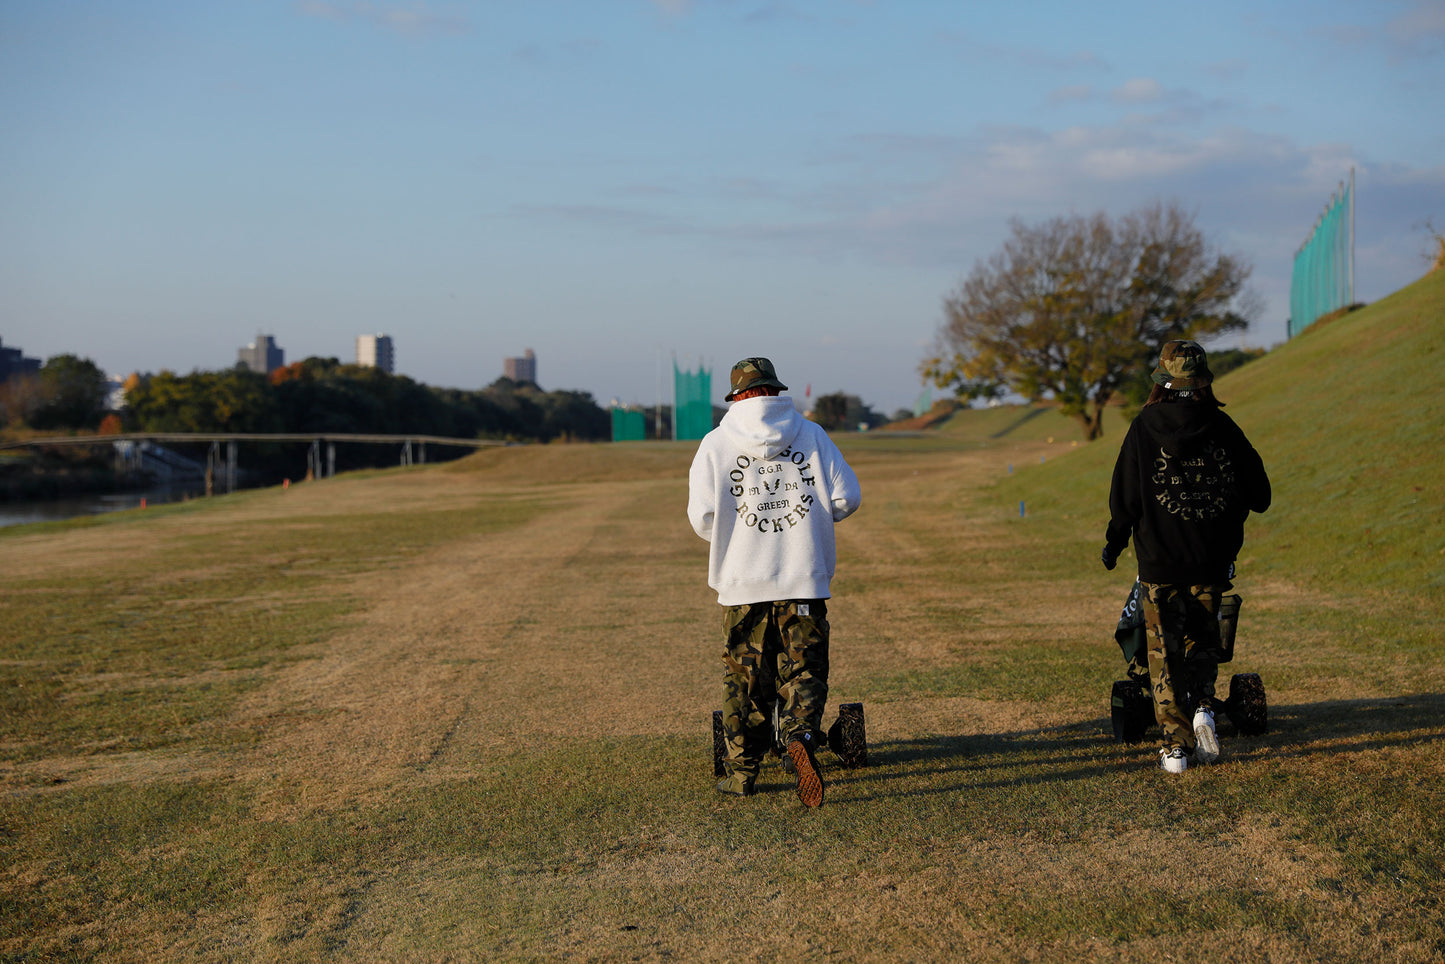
[687, 357, 862, 807]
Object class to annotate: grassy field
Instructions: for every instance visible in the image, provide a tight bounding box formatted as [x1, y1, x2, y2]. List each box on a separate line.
[3, 271, 1443, 962]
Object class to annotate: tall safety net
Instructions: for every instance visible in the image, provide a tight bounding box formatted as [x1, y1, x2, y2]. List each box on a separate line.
[673, 362, 713, 441]
[1290, 171, 1354, 339]
[610, 407, 645, 442]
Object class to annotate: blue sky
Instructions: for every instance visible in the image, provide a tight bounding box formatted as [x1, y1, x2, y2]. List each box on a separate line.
[3, 1, 1442, 414]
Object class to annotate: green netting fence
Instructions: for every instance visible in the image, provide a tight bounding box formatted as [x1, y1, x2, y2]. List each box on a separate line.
[610, 407, 646, 442]
[673, 362, 713, 441]
[1290, 171, 1353, 339]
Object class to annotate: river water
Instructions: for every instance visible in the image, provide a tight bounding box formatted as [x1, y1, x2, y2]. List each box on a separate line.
[0, 484, 210, 529]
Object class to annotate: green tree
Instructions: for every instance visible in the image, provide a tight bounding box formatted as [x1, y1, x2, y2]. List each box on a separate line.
[126, 368, 279, 433]
[811, 392, 850, 432]
[810, 392, 886, 432]
[924, 202, 1254, 440]
[536, 389, 610, 441]
[122, 362, 611, 478]
[31, 354, 109, 430]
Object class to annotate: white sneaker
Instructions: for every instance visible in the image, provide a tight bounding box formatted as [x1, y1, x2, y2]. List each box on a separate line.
[1193, 706, 1220, 764]
[1159, 746, 1189, 774]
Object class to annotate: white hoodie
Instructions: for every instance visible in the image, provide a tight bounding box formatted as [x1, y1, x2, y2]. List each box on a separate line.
[687, 396, 861, 606]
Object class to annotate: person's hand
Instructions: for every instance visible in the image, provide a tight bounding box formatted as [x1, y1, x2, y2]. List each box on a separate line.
[1101, 545, 1118, 571]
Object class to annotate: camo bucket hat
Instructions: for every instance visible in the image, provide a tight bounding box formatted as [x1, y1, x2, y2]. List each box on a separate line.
[1151, 340, 1213, 390]
[725, 356, 789, 401]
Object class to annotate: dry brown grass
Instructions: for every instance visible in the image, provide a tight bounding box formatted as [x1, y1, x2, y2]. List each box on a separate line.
[3, 435, 1442, 962]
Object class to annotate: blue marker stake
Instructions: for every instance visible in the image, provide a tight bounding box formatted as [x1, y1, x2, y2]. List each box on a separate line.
[1019, 500, 1026, 517]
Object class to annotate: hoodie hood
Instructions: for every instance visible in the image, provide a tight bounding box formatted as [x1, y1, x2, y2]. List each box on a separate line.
[720, 396, 804, 461]
[1138, 400, 1220, 455]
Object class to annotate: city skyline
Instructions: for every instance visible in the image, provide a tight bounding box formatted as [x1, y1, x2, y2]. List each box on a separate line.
[3, 2, 1442, 414]
[2, 328, 540, 393]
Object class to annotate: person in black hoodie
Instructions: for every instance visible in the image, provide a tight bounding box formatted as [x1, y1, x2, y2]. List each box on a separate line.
[1102, 340, 1271, 773]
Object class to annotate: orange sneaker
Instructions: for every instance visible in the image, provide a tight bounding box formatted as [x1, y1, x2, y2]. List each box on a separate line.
[786, 735, 825, 807]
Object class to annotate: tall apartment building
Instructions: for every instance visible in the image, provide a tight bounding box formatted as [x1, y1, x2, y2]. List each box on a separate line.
[0, 337, 42, 383]
[356, 333, 395, 373]
[237, 334, 284, 375]
[504, 348, 536, 385]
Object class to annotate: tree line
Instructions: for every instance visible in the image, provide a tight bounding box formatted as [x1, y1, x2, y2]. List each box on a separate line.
[2, 355, 612, 443]
[121, 358, 609, 444]
[1, 356, 613, 485]
[2, 353, 914, 447]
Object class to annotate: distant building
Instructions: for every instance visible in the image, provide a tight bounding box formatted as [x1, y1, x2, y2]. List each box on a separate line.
[356, 333, 395, 373]
[504, 348, 536, 385]
[106, 374, 127, 411]
[238, 334, 284, 375]
[0, 337, 42, 383]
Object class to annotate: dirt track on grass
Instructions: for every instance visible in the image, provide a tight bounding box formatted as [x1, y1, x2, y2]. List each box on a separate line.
[207, 438, 1072, 815]
[232, 473, 713, 814]
[0, 434, 1186, 808]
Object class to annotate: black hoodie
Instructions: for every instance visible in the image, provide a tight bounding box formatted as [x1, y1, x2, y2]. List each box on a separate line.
[1105, 400, 1271, 585]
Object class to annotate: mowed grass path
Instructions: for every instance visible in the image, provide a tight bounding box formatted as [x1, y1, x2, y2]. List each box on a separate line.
[2, 417, 1443, 961]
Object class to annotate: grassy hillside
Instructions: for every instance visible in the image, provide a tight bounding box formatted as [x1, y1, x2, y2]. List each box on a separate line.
[995, 266, 1445, 597]
[1225, 268, 1445, 593]
[2, 273, 1442, 961]
[913, 399, 1130, 446]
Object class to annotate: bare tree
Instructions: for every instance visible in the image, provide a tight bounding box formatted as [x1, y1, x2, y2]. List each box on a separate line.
[923, 202, 1254, 439]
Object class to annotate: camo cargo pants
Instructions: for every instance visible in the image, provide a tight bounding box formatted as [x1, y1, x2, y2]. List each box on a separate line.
[719, 599, 830, 780]
[1140, 581, 1226, 751]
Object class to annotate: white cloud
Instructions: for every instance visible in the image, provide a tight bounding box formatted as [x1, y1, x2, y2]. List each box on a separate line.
[497, 110, 1445, 348]
[1112, 77, 1162, 103]
[1078, 145, 1194, 181]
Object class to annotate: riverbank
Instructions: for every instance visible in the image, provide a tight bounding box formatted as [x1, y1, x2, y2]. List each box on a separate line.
[0, 449, 151, 502]
[0, 482, 211, 528]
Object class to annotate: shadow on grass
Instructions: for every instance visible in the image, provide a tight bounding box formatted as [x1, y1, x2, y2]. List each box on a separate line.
[832, 693, 1445, 802]
[989, 405, 1051, 439]
[1229, 692, 1445, 749]
[839, 719, 1127, 801]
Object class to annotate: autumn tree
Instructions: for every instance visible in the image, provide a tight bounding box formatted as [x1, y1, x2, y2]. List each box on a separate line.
[125, 368, 281, 433]
[0, 374, 49, 428]
[923, 202, 1254, 440]
[1425, 219, 1445, 273]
